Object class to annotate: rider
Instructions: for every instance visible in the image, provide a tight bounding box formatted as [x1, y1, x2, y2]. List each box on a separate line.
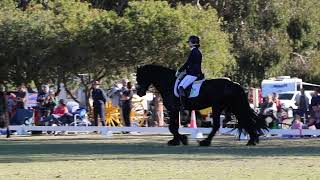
[176, 35, 203, 109]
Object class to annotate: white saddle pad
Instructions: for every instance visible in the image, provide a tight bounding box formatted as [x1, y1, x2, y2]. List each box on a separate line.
[174, 78, 205, 98]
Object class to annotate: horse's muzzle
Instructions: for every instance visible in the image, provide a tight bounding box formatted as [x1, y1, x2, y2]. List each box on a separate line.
[136, 85, 146, 97]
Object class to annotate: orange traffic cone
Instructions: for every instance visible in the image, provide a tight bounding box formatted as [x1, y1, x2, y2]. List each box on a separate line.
[189, 110, 203, 139]
[189, 110, 197, 128]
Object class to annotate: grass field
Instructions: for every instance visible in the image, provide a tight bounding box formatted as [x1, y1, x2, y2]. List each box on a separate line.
[0, 134, 320, 180]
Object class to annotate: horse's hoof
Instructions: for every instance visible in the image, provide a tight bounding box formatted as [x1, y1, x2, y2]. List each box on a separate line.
[246, 141, 256, 146]
[199, 139, 211, 146]
[180, 135, 188, 145]
[168, 139, 180, 146]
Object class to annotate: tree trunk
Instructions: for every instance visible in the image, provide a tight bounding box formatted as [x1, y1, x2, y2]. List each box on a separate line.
[62, 77, 80, 103]
[84, 85, 92, 112]
[34, 80, 42, 92]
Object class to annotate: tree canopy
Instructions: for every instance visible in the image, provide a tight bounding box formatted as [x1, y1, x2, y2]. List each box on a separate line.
[0, 0, 232, 88]
[0, 0, 319, 90]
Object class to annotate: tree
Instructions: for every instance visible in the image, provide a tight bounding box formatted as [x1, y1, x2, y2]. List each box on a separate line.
[0, 3, 59, 87]
[267, 0, 320, 83]
[221, 0, 283, 85]
[89, 0, 128, 16]
[161, 0, 320, 86]
[5, 0, 319, 101]
[123, 1, 233, 78]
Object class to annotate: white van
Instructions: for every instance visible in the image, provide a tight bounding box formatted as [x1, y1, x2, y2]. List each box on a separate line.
[261, 76, 302, 97]
[278, 91, 314, 110]
[261, 76, 320, 97]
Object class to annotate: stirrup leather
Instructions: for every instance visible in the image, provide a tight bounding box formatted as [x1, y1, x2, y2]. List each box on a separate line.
[178, 87, 185, 97]
[178, 87, 186, 110]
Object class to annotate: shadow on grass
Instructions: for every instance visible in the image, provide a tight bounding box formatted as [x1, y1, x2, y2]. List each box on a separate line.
[0, 137, 320, 163]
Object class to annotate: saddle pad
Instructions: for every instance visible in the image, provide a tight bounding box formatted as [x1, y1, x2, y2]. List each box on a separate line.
[174, 78, 205, 98]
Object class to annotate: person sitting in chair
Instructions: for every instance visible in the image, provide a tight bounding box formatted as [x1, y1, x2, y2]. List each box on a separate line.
[259, 95, 278, 128]
[41, 99, 70, 125]
[176, 35, 203, 109]
[259, 95, 277, 116]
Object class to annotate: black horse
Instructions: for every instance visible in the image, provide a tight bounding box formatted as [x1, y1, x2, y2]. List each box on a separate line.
[136, 64, 267, 146]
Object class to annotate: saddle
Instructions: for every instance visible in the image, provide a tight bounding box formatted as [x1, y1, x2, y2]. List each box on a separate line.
[174, 73, 205, 98]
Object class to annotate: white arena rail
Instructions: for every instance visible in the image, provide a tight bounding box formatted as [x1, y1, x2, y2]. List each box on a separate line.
[2, 126, 320, 138]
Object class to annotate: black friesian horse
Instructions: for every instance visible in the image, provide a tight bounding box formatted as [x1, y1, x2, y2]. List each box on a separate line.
[136, 64, 267, 146]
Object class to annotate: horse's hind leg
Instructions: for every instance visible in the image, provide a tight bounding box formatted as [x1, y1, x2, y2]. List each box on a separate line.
[246, 129, 259, 146]
[235, 116, 258, 146]
[199, 107, 221, 146]
[238, 113, 259, 146]
[168, 110, 188, 146]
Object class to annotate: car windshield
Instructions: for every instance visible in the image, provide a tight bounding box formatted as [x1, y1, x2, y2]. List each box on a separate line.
[278, 93, 294, 100]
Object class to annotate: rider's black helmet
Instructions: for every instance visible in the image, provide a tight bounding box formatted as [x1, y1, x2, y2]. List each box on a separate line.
[187, 35, 200, 46]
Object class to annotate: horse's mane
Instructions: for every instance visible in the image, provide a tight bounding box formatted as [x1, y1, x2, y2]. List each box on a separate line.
[216, 77, 231, 81]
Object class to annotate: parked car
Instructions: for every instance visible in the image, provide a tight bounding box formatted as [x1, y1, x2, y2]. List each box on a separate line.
[278, 91, 314, 110]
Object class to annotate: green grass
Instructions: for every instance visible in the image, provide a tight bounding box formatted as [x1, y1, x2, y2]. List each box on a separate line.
[0, 135, 320, 180]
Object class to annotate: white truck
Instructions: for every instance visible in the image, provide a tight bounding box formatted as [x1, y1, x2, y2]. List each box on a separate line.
[261, 76, 303, 97]
[261, 76, 320, 96]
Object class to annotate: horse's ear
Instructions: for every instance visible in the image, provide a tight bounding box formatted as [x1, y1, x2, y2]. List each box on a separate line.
[136, 65, 142, 72]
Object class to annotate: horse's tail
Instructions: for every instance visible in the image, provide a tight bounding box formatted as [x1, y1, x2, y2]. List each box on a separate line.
[248, 107, 268, 132]
[233, 84, 268, 134]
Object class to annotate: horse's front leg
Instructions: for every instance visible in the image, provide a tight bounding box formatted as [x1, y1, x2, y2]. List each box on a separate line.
[199, 107, 221, 146]
[168, 110, 188, 146]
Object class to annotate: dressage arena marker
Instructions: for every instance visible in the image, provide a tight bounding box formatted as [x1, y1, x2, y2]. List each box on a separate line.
[239, 133, 248, 140]
[4, 126, 320, 138]
[189, 110, 203, 139]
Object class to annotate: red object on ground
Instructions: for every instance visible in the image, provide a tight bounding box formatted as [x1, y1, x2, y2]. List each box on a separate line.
[189, 110, 197, 128]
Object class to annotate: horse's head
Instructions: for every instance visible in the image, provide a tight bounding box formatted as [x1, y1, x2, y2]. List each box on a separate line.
[136, 66, 152, 97]
[136, 64, 176, 97]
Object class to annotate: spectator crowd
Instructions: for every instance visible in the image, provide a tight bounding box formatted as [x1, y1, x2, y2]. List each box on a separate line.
[258, 88, 320, 130]
[1, 80, 320, 134]
[0, 79, 135, 129]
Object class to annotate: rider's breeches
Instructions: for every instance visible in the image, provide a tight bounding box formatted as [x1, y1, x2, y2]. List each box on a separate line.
[178, 75, 197, 89]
